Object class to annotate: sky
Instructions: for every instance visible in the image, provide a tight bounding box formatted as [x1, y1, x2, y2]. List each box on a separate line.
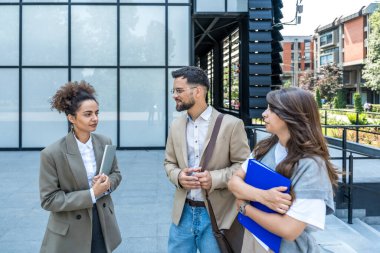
[281, 0, 377, 36]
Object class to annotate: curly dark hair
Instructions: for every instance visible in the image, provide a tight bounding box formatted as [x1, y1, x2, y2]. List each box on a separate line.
[50, 81, 97, 116]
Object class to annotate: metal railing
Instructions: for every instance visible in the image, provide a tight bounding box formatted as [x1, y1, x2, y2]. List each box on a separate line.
[320, 108, 380, 143]
[245, 125, 380, 224]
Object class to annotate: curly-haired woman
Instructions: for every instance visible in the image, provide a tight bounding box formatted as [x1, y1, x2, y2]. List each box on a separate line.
[39, 81, 122, 253]
[228, 87, 338, 253]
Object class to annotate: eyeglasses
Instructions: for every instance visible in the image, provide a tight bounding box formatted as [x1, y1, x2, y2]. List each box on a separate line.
[170, 87, 197, 95]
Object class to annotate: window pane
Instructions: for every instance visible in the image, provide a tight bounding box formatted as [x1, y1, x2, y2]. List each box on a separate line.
[168, 7, 190, 66]
[22, 69, 68, 148]
[207, 51, 214, 105]
[0, 6, 19, 66]
[71, 68, 117, 144]
[120, 6, 165, 66]
[231, 29, 240, 110]
[72, 6, 117, 66]
[72, 0, 115, 2]
[122, 0, 164, 2]
[23, 6, 68, 66]
[0, 69, 19, 147]
[223, 37, 230, 109]
[120, 69, 165, 147]
[169, 0, 189, 3]
[227, 0, 248, 12]
[196, 0, 224, 12]
[23, 0, 67, 2]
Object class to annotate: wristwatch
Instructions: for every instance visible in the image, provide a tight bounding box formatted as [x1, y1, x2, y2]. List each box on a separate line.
[239, 201, 250, 216]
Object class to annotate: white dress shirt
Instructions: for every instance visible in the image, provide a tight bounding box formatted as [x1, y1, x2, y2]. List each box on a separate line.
[74, 134, 97, 203]
[186, 106, 212, 201]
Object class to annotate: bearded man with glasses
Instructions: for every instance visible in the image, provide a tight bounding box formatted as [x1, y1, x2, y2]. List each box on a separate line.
[164, 66, 250, 253]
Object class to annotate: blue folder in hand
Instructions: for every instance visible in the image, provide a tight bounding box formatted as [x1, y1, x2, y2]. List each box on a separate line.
[238, 159, 291, 253]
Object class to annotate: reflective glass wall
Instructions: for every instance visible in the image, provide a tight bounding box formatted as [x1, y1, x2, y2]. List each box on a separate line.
[0, 0, 190, 149]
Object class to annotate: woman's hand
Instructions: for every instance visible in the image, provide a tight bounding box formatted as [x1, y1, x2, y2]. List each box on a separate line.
[92, 174, 103, 186]
[258, 186, 292, 214]
[235, 199, 246, 211]
[92, 174, 110, 197]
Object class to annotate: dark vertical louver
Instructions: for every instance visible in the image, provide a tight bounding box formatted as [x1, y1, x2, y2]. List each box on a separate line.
[247, 0, 283, 119]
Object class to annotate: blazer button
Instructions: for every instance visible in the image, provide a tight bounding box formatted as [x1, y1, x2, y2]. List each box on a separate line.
[76, 214, 81, 220]
[103, 203, 106, 208]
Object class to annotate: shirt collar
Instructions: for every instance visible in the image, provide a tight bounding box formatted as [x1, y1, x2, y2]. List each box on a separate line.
[74, 133, 93, 150]
[187, 105, 212, 122]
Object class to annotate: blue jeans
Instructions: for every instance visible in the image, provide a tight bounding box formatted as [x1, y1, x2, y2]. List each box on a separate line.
[168, 203, 221, 253]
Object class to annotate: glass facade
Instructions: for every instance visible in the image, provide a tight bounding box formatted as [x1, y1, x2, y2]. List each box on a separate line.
[195, 0, 247, 12]
[0, 1, 190, 149]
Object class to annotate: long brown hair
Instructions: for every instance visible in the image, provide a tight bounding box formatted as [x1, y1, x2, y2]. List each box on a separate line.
[254, 88, 338, 189]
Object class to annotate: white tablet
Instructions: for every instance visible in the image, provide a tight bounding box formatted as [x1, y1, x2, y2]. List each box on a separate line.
[99, 145, 116, 175]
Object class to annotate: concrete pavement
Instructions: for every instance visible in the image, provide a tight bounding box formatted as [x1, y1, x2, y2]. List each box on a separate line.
[0, 150, 174, 253]
[1, 148, 379, 253]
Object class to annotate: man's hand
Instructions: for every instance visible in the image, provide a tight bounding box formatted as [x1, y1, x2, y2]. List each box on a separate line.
[258, 186, 292, 214]
[195, 171, 212, 190]
[178, 167, 201, 190]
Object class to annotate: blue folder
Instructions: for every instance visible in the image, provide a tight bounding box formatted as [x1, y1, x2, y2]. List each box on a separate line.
[238, 159, 291, 253]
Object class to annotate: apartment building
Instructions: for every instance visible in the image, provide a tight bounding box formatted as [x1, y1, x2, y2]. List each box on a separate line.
[313, 3, 380, 104]
[281, 36, 314, 87]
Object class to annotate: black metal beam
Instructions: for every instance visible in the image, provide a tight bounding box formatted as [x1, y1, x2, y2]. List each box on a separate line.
[195, 18, 219, 49]
[194, 19, 217, 44]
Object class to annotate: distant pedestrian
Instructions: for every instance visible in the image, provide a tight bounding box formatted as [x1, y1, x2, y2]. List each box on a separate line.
[164, 66, 250, 252]
[364, 102, 371, 112]
[39, 81, 122, 253]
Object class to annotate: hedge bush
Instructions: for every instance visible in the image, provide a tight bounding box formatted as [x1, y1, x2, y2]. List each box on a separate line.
[353, 93, 363, 113]
[372, 104, 380, 112]
[347, 113, 368, 125]
[333, 90, 346, 109]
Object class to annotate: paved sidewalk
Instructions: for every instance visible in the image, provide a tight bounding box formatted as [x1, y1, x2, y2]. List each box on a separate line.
[0, 150, 174, 253]
[1, 148, 379, 253]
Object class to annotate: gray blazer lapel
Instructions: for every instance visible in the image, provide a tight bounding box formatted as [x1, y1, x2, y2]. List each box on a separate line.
[91, 134, 104, 175]
[178, 115, 188, 168]
[65, 132, 90, 190]
[199, 107, 219, 166]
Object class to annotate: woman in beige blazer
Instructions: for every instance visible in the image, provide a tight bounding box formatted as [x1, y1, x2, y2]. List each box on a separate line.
[39, 81, 122, 253]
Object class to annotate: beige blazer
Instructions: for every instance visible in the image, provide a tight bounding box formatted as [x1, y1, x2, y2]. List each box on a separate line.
[164, 107, 250, 229]
[39, 132, 122, 253]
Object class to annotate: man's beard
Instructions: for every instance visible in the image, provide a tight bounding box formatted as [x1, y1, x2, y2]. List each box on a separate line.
[176, 97, 195, 112]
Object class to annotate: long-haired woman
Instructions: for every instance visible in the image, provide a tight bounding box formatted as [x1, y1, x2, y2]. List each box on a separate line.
[228, 87, 338, 253]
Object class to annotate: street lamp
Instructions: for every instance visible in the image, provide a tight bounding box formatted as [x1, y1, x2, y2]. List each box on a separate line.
[273, 0, 303, 27]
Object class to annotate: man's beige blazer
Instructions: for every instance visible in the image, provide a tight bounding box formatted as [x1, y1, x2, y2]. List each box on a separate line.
[39, 132, 122, 253]
[164, 107, 250, 229]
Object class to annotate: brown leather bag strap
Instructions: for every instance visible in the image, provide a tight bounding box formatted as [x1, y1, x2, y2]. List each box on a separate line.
[201, 113, 224, 173]
[200, 113, 224, 235]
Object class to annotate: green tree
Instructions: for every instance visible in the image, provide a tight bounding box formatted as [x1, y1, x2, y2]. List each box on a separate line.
[316, 88, 322, 108]
[333, 90, 346, 109]
[354, 93, 363, 113]
[316, 63, 343, 102]
[363, 8, 380, 91]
